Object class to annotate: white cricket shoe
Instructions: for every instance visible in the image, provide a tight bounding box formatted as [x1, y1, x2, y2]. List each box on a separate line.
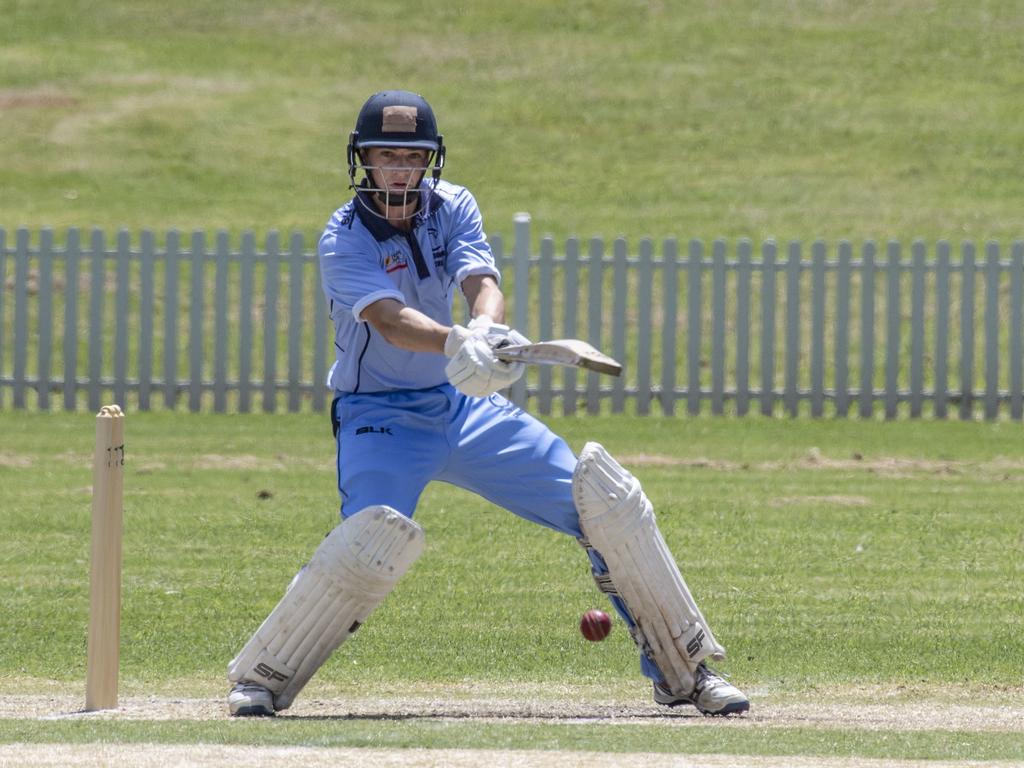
[228, 682, 275, 717]
[653, 663, 749, 716]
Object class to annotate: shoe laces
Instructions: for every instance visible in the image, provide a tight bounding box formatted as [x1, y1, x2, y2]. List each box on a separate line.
[694, 663, 732, 693]
[233, 682, 268, 693]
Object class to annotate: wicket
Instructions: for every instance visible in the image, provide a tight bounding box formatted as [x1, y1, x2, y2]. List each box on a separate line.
[86, 405, 125, 711]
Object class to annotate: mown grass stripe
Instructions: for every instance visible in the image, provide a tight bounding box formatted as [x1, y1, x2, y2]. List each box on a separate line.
[1, 720, 1022, 762]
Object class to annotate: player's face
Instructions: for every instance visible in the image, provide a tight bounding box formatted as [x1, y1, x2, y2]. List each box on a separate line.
[363, 147, 430, 199]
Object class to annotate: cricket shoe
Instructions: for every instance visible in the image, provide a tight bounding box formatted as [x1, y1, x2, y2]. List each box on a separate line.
[653, 663, 749, 716]
[228, 682, 275, 716]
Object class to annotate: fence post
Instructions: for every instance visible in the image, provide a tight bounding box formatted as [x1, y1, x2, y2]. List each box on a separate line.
[984, 241, 1000, 420]
[38, 229, 54, 411]
[661, 239, 678, 415]
[636, 239, 653, 415]
[114, 230, 131, 410]
[612, 238, 628, 413]
[88, 229, 106, 413]
[960, 242, 976, 420]
[760, 240, 777, 416]
[687, 239, 703, 416]
[784, 241, 801, 417]
[63, 229, 81, 411]
[188, 232, 206, 413]
[164, 230, 180, 410]
[735, 240, 752, 416]
[0, 228, 5, 409]
[313, 248, 328, 413]
[213, 232, 230, 414]
[263, 231, 280, 413]
[859, 241, 876, 419]
[563, 237, 580, 415]
[13, 229, 30, 409]
[288, 233, 305, 413]
[810, 241, 826, 418]
[538, 236, 555, 414]
[586, 237, 604, 414]
[884, 241, 901, 420]
[510, 213, 531, 407]
[239, 232, 255, 414]
[909, 241, 926, 418]
[835, 241, 852, 417]
[1012, 242, 1024, 420]
[711, 240, 726, 416]
[138, 231, 155, 412]
[934, 242, 951, 419]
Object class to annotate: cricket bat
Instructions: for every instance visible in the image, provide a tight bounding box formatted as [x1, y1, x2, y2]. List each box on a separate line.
[493, 339, 623, 377]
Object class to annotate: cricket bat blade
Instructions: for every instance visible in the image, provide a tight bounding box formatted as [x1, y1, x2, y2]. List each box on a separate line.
[494, 339, 623, 376]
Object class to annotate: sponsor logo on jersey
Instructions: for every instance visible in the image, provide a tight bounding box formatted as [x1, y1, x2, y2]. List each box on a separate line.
[427, 226, 446, 269]
[383, 250, 408, 273]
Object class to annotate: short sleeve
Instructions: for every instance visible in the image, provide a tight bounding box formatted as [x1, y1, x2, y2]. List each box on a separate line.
[319, 229, 404, 322]
[445, 187, 501, 287]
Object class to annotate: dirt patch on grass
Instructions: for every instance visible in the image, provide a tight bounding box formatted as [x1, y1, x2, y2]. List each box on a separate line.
[0, 89, 80, 110]
[0, 453, 33, 468]
[197, 453, 285, 471]
[768, 494, 871, 507]
[6, 684, 1022, 768]
[1, 744, 1019, 768]
[34, 450, 1020, 479]
[620, 452, 1023, 479]
[9, 689, 1024, 733]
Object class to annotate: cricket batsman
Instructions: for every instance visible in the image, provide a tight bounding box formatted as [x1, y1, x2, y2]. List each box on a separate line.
[226, 90, 749, 717]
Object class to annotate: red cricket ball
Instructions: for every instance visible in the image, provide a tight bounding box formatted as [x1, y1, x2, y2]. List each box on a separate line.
[579, 609, 612, 641]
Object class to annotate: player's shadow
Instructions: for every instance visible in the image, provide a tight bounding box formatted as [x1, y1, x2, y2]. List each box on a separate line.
[277, 709, 705, 722]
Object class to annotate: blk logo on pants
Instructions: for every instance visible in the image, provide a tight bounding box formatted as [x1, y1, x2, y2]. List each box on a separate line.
[356, 425, 393, 436]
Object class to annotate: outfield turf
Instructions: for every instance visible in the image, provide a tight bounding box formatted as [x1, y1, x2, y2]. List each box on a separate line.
[4, 1, 1024, 763]
[2, 411, 1023, 762]
[2, 1, 1023, 243]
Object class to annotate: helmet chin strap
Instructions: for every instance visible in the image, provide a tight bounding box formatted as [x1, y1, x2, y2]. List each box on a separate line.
[374, 187, 422, 208]
[361, 181, 419, 220]
[352, 168, 429, 221]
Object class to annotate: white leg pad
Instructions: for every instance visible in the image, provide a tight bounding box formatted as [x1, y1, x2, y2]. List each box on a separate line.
[573, 442, 725, 697]
[227, 505, 424, 710]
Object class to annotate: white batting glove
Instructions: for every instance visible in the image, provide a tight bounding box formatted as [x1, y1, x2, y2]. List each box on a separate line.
[443, 317, 529, 397]
[466, 314, 531, 350]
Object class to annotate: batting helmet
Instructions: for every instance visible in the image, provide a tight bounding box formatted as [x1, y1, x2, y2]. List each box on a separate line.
[347, 90, 446, 193]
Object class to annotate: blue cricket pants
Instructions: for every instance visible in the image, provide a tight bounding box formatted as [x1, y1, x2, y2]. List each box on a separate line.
[330, 383, 663, 683]
[332, 385, 581, 534]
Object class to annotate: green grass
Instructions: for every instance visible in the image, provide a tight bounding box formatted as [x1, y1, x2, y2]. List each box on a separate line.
[5, 0, 1022, 423]
[2, 719, 1023, 762]
[3, 411, 1023, 760]
[4, 3, 1024, 759]
[2, 1, 1023, 243]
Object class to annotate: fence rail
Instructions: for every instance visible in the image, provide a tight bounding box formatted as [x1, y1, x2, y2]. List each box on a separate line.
[2, 218, 1023, 419]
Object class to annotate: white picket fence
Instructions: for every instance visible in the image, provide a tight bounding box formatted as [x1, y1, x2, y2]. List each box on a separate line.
[2, 216, 1023, 419]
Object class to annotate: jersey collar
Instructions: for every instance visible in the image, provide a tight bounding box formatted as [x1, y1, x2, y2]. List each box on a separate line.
[353, 184, 444, 242]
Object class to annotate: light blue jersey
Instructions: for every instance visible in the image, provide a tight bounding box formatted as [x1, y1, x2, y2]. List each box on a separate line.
[318, 182, 667, 687]
[318, 180, 500, 394]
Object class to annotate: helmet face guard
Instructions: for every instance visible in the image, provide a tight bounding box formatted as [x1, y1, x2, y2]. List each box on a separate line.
[346, 91, 446, 219]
